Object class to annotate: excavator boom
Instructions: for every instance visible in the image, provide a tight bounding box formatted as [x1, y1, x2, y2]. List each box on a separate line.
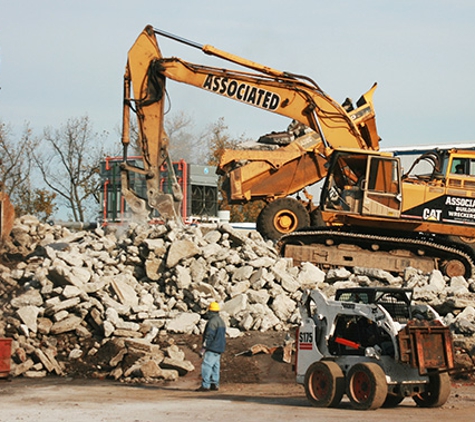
[121, 25, 380, 224]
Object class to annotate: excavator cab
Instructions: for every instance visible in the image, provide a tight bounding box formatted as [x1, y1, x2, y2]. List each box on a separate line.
[321, 150, 402, 218]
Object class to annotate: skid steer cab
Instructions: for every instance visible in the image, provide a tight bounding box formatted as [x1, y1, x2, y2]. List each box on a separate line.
[295, 287, 455, 410]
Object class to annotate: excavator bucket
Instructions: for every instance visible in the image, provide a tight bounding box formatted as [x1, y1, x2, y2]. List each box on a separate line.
[0, 192, 15, 243]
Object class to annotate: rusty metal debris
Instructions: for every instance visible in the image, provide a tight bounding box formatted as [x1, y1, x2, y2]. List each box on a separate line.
[235, 344, 277, 357]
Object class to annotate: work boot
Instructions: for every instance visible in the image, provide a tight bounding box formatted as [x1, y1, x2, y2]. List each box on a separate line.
[210, 384, 219, 391]
[195, 385, 210, 392]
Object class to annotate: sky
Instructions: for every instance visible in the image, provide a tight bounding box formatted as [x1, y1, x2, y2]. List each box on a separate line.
[1, 0, 475, 153]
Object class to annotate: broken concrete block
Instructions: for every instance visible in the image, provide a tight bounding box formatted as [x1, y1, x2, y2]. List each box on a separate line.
[175, 265, 192, 290]
[158, 368, 179, 381]
[229, 281, 250, 297]
[11, 290, 43, 308]
[144, 256, 163, 281]
[232, 265, 254, 283]
[188, 259, 207, 284]
[103, 320, 115, 337]
[11, 358, 35, 377]
[201, 243, 222, 259]
[75, 325, 92, 338]
[298, 262, 326, 287]
[109, 366, 123, 380]
[109, 349, 127, 367]
[35, 347, 62, 375]
[23, 370, 47, 378]
[62, 285, 83, 298]
[53, 310, 69, 322]
[116, 320, 140, 332]
[68, 267, 90, 285]
[113, 329, 142, 338]
[96, 292, 130, 315]
[271, 293, 296, 321]
[50, 314, 83, 334]
[160, 357, 194, 376]
[142, 238, 167, 255]
[247, 289, 270, 305]
[37, 317, 53, 335]
[125, 339, 163, 360]
[166, 344, 185, 362]
[326, 267, 352, 283]
[44, 297, 81, 316]
[273, 268, 300, 293]
[166, 312, 201, 334]
[140, 359, 164, 378]
[226, 327, 242, 338]
[428, 270, 446, 291]
[111, 278, 139, 308]
[68, 348, 83, 360]
[203, 230, 222, 244]
[222, 294, 247, 317]
[16, 305, 40, 333]
[166, 239, 201, 268]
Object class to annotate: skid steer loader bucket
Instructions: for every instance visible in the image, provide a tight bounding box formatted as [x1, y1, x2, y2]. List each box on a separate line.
[397, 320, 455, 375]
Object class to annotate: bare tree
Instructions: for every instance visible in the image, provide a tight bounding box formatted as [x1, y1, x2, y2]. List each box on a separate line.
[0, 120, 57, 220]
[33, 116, 106, 222]
[204, 117, 239, 166]
[165, 111, 210, 164]
[0, 121, 33, 196]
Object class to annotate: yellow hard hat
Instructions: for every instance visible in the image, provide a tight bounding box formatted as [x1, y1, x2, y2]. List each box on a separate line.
[209, 302, 220, 312]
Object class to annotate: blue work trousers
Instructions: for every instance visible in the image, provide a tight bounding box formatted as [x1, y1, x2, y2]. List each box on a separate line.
[201, 350, 221, 389]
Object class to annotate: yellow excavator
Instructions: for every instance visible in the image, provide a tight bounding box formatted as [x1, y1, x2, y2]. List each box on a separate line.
[120, 25, 379, 226]
[121, 26, 475, 278]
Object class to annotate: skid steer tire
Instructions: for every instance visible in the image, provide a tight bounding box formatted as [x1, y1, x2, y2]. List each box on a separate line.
[346, 362, 387, 410]
[413, 372, 450, 408]
[304, 361, 345, 408]
[257, 198, 310, 240]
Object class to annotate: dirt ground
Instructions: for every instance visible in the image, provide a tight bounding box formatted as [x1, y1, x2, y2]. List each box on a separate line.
[1, 331, 475, 422]
[173, 331, 295, 385]
[1, 372, 475, 422]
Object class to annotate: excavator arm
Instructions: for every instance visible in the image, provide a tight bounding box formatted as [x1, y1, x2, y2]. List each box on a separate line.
[121, 26, 183, 221]
[121, 25, 380, 225]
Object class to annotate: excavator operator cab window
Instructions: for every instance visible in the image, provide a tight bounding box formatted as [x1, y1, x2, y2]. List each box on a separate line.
[451, 159, 468, 175]
[322, 154, 367, 213]
[450, 158, 475, 176]
[447, 157, 475, 189]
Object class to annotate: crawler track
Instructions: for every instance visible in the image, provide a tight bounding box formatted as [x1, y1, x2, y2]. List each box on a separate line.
[278, 229, 475, 278]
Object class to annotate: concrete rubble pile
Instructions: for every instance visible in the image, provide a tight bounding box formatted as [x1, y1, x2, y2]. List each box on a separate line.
[1, 215, 475, 381]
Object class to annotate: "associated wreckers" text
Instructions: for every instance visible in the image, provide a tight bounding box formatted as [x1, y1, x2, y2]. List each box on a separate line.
[202, 75, 281, 110]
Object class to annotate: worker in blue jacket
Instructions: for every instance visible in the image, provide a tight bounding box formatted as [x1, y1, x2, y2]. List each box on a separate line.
[196, 302, 226, 392]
